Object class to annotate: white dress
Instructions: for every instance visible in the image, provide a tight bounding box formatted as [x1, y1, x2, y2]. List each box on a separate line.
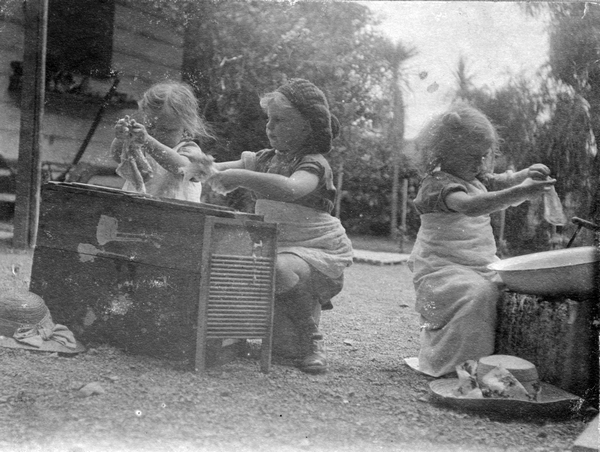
[119, 141, 202, 202]
[409, 171, 505, 377]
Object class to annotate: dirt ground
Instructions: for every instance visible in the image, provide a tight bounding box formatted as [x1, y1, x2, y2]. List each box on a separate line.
[0, 236, 595, 452]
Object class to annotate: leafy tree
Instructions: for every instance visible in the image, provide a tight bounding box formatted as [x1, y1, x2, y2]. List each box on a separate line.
[338, 131, 395, 235]
[177, 2, 415, 227]
[179, 2, 393, 153]
[120, 1, 419, 232]
[454, 55, 479, 102]
[454, 56, 546, 169]
[525, 2, 600, 225]
[452, 56, 561, 253]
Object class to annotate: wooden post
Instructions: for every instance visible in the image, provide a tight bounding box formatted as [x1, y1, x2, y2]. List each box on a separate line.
[390, 156, 399, 239]
[334, 160, 344, 219]
[399, 177, 408, 252]
[13, 0, 48, 249]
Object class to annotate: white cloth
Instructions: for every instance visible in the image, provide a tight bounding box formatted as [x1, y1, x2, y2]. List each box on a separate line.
[409, 211, 502, 377]
[120, 141, 202, 202]
[255, 199, 353, 279]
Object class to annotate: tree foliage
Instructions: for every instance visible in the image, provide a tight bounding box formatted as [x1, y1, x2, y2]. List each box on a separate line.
[452, 4, 600, 252]
[525, 2, 600, 224]
[175, 1, 417, 231]
[90, 2, 600, 240]
[454, 59, 541, 170]
[178, 2, 396, 158]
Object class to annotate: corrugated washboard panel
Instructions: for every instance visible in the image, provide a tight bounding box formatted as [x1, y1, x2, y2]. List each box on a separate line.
[206, 254, 274, 339]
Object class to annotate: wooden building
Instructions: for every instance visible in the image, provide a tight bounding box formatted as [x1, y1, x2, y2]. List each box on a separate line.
[0, 0, 185, 189]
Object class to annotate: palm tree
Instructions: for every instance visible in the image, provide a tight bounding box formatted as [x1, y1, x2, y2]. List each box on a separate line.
[382, 40, 417, 246]
[454, 55, 477, 101]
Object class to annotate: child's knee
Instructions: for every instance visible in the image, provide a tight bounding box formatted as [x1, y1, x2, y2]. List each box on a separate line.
[275, 255, 311, 293]
[275, 269, 299, 294]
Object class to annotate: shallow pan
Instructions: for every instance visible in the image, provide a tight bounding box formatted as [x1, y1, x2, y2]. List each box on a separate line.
[488, 246, 599, 296]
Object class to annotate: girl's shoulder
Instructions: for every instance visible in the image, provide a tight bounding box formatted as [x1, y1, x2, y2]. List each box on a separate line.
[423, 171, 487, 190]
[256, 149, 330, 168]
[174, 140, 200, 152]
[421, 171, 469, 190]
[254, 148, 276, 166]
[255, 148, 276, 156]
[299, 153, 330, 167]
[414, 171, 472, 214]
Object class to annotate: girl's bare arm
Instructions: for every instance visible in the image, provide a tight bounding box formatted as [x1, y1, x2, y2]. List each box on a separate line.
[142, 136, 192, 174]
[214, 160, 245, 170]
[110, 138, 125, 163]
[497, 164, 551, 186]
[446, 177, 556, 217]
[209, 169, 319, 202]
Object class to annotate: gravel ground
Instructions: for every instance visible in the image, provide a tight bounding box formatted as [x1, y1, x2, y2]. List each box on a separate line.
[0, 241, 594, 452]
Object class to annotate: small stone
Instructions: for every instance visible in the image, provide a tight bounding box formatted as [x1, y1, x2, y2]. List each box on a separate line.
[77, 382, 106, 397]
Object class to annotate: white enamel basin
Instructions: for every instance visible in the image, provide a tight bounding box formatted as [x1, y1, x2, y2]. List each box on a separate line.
[488, 246, 599, 296]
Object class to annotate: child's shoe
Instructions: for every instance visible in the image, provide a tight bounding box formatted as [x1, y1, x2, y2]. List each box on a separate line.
[299, 333, 328, 374]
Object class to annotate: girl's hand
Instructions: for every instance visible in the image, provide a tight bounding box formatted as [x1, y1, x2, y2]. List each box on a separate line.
[114, 116, 131, 141]
[128, 119, 150, 147]
[179, 146, 213, 165]
[520, 176, 556, 198]
[527, 164, 551, 181]
[179, 146, 216, 182]
[207, 170, 238, 195]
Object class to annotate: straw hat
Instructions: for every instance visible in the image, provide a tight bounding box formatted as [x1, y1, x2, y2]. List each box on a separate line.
[0, 291, 85, 354]
[428, 354, 582, 419]
[476, 354, 539, 395]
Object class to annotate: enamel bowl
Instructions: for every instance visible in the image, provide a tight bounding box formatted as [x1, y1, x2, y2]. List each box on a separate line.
[488, 246, 599, 297]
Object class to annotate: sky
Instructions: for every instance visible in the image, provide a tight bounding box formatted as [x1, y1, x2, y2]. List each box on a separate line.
[360, 1, 550, 139]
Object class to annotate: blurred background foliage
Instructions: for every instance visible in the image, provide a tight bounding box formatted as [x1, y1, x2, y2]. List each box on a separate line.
[129, 0, 599, 255]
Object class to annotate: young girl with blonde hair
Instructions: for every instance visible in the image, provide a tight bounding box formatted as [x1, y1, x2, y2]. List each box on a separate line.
[184, 78, 353, 374]
[408, 103, 556, 377]
[111, 80, 214, 201]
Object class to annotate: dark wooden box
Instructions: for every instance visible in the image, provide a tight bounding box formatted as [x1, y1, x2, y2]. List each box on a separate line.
[30, 182, 277, 371]
[496, 291, 599, 403]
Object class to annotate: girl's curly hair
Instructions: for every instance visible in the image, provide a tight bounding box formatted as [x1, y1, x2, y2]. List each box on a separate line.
[415, 102, 500, 176]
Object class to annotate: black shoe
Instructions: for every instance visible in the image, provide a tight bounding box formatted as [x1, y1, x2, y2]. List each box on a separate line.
[298, 333, 328, 374]
[320, 300, 334, 311]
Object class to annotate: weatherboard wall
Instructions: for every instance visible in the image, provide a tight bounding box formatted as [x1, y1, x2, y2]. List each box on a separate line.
[0, 1, 184, 184]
